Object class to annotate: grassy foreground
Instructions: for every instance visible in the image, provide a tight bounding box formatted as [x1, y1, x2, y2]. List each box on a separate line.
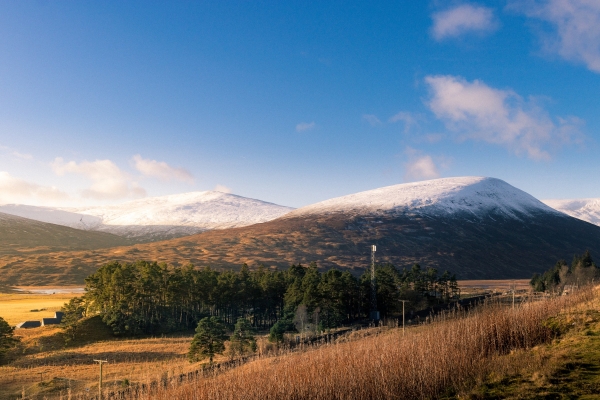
[122, 288, 599, 400]
[1, 286, 599, 399]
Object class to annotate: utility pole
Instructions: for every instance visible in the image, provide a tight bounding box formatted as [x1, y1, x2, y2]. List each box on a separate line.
[94, 360, 108, 400]
[370, 245, 379, 322]
[399, 300, 409, 335]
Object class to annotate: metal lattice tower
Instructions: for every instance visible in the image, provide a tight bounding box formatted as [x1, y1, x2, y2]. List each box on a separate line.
[370, 245, 379, 320]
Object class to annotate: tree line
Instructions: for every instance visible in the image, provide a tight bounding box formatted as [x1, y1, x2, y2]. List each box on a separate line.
[530, 250, 598, 292]
[64, 260, 460, 337]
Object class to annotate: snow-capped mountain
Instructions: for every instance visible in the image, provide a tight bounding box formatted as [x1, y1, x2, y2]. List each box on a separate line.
[72, 191, 294, 239]
[542, 198, 600, 227]
[5, 176, 600, 285]
[0, 191, 294, 241]
[287, 177, 560, 219]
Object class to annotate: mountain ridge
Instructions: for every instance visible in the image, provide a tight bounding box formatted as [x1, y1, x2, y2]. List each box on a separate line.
[0, 191, 294, 241]
[2, 177, 599, 285]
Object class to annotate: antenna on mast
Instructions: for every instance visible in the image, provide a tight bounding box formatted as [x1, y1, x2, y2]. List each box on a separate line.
[370, 245, 380, 322]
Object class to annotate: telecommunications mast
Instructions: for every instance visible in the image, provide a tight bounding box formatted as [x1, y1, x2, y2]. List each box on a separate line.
[370, 245, 380, 321]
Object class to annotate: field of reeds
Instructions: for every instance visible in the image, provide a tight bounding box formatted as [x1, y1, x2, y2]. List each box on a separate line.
[123, 288, 597, 400]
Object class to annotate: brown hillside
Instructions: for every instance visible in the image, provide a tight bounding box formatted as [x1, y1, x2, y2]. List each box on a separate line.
[0, 212, 132, 258]
[2, 209, 600, 286]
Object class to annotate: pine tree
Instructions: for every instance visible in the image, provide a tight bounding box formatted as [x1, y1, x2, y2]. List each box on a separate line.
[229, 318, 256, 358]
[0, 316, 19, 364]
[188, 317, 228, 363]
[60, 297, 87, 344]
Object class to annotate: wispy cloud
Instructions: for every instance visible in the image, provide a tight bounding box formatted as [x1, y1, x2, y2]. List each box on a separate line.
[362, 114, 382, 126]
[424, 75, 581, 160]
[132, 155, 194, 184]
[389, 111, 421, 133]
[0, 171, 68, 205]
[0, 145, 33, 160]
[509, 0, 600, 73]
[213, 184, 232, 193]
[403, 148, 443, 182]
[431, 4, 499, 40]
[51, 157, 146, 200]
[296, 122, 316, 132]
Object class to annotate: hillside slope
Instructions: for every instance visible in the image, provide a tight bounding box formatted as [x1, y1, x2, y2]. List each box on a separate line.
[2, 177, 599, 285]
[0, 212, 130, 257]
[0, 191, 294, 242]
[72, 191, 294, 240]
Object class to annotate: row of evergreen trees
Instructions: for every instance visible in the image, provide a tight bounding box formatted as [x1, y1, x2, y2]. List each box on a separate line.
[72, 260, 460, 336]
[530, 251, 598, 292]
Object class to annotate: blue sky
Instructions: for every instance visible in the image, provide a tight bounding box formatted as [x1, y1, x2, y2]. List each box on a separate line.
[0, 0, 599, 208]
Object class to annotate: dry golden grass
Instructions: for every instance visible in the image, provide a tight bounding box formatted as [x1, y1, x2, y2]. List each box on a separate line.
[0, 330, 201, 400]
[0, 292, 81, 326]
[1, 287, 596, 399]
[123, 289, 595, 400]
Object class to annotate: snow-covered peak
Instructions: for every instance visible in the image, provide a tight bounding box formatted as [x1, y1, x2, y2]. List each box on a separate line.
[0, 191, 294, 240]
[543, 198, 600, 226]
[71, 191, 294, 229]
[287, 177, 559, 219]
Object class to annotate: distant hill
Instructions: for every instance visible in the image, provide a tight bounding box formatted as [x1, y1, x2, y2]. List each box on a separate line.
[0, 212, 131, 257]
[0, 191, 294, 241]
[2, 177, 600, 286]
[543, 198, 600, 227]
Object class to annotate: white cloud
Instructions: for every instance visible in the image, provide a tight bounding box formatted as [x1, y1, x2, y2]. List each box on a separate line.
[51, 157, 146, 200]
[0, 145, 33, 160]
[12, 151, 33, 160]
[389, 111, 420, 133]
[431, 4, 499, 40]
[424, 75, 580, 160]
[0, 171, 69, 205]
[213, 184, 232, 193]
[403, 148, 441, 182]
[132, 155, 194, 184]
[509, 0, 600, 73]
[296, 122, 316, 132]
[362, 114, 382, 126]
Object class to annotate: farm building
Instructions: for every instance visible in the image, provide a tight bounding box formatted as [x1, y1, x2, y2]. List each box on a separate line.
[16, 311, 64, 329]
[41, 311, 64, 326]
[16, 320, 41, 329]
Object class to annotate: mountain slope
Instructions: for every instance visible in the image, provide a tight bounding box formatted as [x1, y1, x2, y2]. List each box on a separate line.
[0, 212, 130, 257]
[2, 177, 599, 285]
[0, 191, 294, 241]
[72, 191, 294, 240]
[543, 198, 600, 227]
[0, 204, 101, 230]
